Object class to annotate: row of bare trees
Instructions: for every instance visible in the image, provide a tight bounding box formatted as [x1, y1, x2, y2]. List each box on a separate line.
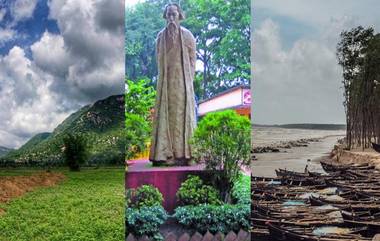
[337, 26, 380, 150]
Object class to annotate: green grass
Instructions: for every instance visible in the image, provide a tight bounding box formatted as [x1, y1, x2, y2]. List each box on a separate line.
[0, 167, 124, 241]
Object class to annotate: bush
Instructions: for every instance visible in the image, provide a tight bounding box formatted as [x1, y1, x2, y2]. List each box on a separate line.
[191, 110, 251, 202]
[173, 204, 250, 234]
[231, 174, 250, 205]
[177, 175, 221, 206]
[62, 133, 88, 171]
[127, 185, 164, 209]
[126, 205, 168, 239]
[125, 78, 156, 160]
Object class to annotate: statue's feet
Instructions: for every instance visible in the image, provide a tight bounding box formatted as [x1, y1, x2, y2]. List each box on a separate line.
[150, 157, 191, 166]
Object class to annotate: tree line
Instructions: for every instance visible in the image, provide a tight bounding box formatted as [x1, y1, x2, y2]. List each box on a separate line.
[125, 0, 250, 101]
[337, 26, 380, 149]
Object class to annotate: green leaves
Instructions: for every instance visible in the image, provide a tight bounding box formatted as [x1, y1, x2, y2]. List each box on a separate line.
[126, 206, 168, 239]
[62, 133, 89, 171]
[176, 175, 222, 206]
[125, 78, 156, 159]
[191, 110, 251, 202]
[127, 185, 164, 209]
[173, 204, 250, 233]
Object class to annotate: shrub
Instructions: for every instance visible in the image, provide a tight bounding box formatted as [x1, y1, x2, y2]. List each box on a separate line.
[231, 174, 250, 205]
[125, 78, 156, 160]
[127, 185, 164, 208]
[126, 205, 168, 239]
[191, 110, 251, 202]
[177, 175, 221, 206]
[62, 133, 88, 171]
[173, 204, 250, 234]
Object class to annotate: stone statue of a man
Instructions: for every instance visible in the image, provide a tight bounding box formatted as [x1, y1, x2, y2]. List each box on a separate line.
[149, 3, 197, 166]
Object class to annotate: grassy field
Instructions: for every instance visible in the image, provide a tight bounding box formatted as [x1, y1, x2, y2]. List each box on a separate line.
[0, 167, 124, 241]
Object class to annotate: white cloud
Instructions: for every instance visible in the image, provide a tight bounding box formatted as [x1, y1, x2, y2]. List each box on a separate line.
[46, 0, 124, 101]
[254, 0, 380, 32]
[10, 0, 38, 23]
[0, 46, 70, 148]
[0, 27, 15, 45]
[253, 19, 345, 124]
[0, 0, 125, 148]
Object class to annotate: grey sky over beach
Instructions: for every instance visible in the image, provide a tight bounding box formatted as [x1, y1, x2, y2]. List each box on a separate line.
[252, 0, 380, 125]
[0, 0, 124, 148]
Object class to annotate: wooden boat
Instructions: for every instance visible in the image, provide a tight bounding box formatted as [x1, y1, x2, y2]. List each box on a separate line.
[280, 177, 320, 187]
[341, 210, 380, 222]
[343, 220, 380, 234]
[372, 142, 380, 153]
[267, 223, 370, 241]
[276, 169, 309, 178]
[309, 195, 380, 212]
[321, 161, 374, 173]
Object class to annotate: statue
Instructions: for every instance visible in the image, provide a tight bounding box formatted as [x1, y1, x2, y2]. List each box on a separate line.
[149, 3, 197, 166]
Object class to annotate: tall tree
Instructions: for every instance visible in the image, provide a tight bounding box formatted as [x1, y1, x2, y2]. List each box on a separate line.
[336, 26, 380, 149]
[125, 0, 166, 82]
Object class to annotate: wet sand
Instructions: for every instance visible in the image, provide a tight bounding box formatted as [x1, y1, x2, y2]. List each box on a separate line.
[252, 135, 343, 177]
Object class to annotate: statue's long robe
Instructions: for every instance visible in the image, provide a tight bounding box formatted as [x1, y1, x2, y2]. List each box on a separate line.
[149, 26, 197, 163]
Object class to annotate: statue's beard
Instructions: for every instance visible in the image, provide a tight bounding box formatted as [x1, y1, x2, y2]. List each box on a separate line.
[166, 22, 179, 42]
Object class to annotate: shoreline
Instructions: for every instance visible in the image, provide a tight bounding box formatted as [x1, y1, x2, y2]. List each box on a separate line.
[251, 135, 342, 177]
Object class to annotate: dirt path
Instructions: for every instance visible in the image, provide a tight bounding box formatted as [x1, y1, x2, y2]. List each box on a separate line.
[0, 172, 65, 208]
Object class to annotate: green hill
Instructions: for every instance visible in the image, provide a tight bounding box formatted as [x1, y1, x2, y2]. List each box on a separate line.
[15, 132, 51, 154]
[3, 95, 125, 166]
[0, 146, 13, 157]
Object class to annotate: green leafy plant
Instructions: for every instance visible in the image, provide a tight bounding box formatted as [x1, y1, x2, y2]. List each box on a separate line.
[125, 78, 156, 160]
[173, 204, 250, 234]
[231, 174, 250, 205]
[127, 185, 164, 209]
[126, 205, 168, 239]
[62, 133, 88, 171]
[176, 175, 221, 206]
[191, 110, 251, 202]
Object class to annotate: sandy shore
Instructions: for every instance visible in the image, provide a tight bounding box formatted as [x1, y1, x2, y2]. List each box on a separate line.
[251, 135, 342, 177]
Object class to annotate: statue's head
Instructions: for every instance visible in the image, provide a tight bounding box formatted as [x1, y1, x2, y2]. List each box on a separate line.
[163, 3, 184, 25]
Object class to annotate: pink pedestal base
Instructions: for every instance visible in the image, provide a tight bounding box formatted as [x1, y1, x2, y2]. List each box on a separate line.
[126, 160, 205, 213]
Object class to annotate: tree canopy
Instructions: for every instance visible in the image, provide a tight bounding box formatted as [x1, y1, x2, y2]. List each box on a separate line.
[337, 26, 380, 149]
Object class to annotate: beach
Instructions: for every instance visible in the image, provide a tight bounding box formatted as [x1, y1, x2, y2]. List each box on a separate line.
[251, 126, 345, 177]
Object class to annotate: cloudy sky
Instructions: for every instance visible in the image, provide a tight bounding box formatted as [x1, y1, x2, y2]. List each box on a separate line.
[0, 0, 124, 149]
[252, 0, 380, 125]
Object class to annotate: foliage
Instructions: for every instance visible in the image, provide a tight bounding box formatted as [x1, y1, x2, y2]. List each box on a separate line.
[337, 26, 380, 149]
[191, 110, 251, 202]
[125, 0, 250, 100]
[125, 78, 156, 159]
[127, 185, 164, 209]
[62, 133, 88, 171]
[231, 174, 250, 205]
[183, 0, 251, 99]
[176, 175, 221, 206]
[126, 206, 168, 239]
[125, 0, 166, 82]
[0, 168, 125, 241]
[173, 204, 250, 234]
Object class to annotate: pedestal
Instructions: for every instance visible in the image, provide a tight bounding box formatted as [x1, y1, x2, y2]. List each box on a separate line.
[125, 159, 205, 213]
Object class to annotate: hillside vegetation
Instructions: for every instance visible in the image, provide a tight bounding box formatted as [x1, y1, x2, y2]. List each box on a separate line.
[0, 146, 13, 157]
[2, 95, 125, 166]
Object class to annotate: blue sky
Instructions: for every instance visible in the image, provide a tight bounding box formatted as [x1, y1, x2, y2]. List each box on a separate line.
[0, 0, 59, 57]
[0, 0, 124, 148]
[252, 0, 380, 125]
